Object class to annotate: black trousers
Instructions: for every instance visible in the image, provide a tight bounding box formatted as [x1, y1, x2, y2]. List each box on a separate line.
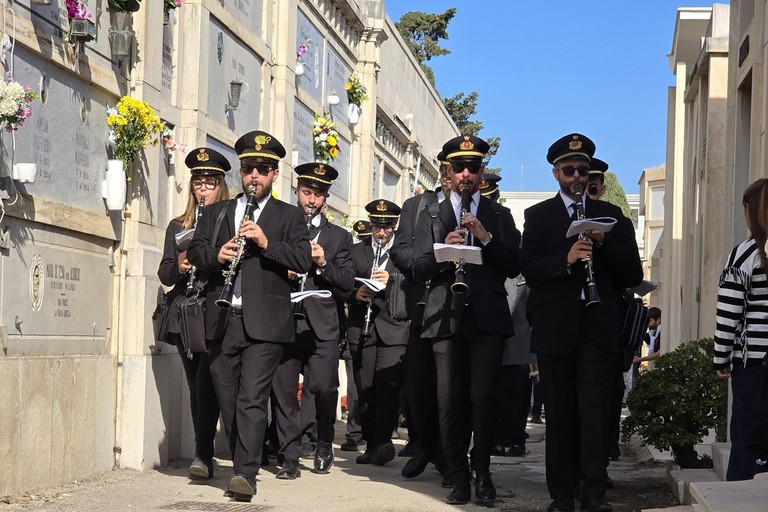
[271, 328, 339, 461]
[343, 356, 363, 444]
[349, 328, 406, 448]
[537, 309, 617, 502]
[432, 312, 504, 484]
[403, 326, 442, 461]
[208, 317, 283, 479]
[492, 364, 523, 447]
[173, 336, 220, 461]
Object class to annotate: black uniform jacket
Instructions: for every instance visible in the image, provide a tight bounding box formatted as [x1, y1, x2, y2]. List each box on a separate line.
[412, 195, 521, 339]
[187, 195, 312, 343]
[520, 195, 643, 355]
[157, 218, 187, 336]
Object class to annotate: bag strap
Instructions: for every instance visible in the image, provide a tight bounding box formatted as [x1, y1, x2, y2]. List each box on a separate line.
[211, 202, 230, 248]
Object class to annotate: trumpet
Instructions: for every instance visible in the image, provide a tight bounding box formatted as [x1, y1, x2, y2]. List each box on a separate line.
[450, 186, 471, 295]
[293, 206, 315, 320]
[573, 184, 601, 307]
[216, 185, 258, 309]
[361, 242, 383, 339]
[186, 196, 205, 296]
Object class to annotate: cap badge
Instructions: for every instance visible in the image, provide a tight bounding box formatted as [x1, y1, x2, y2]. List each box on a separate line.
[356, 221, 365, 231]
[459, 136, 474, 150]
[315, 165, 326, 176]
[376, 200, 387, 212]
[568, 136, 583, 151]
[479, 180, 489, 190]
[254, 134, 271, 151]
[196, 149, 210, 162]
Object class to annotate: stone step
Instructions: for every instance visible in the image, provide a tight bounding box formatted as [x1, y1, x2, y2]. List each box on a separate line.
[667, 468, 721, 505]
[642, 506, 699, 512]
[689, 474, 768, 512]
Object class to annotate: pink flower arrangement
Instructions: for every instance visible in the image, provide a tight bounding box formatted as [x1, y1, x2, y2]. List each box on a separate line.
[66, 0, 92, 20]
[161, 126, 186, 153]
[0, 80, 39, 132]
[296, 38, 312, 63]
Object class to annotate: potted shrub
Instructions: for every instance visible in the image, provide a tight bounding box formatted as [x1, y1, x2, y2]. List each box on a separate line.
[621, 338, 728, 468]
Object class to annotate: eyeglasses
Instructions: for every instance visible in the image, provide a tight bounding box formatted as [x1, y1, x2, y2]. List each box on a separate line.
[191, 178, 219, 190]
[241, 163, 275, 176]
[371, 224, 394, 231]
[559, 165, 590, 177]
[450, 161, 482, 174]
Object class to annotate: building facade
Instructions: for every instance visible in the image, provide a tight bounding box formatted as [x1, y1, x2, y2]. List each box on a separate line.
[0, 0, 456, 495]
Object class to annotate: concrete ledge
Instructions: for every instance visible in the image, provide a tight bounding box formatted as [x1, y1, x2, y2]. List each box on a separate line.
[668, 468, 721, 505]
[689, 477, 768, 512]
[711, 442, 730, 479]
[642, 506, 698, 512]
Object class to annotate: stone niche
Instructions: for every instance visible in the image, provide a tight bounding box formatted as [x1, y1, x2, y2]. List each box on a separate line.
[222, 0, 264, 36]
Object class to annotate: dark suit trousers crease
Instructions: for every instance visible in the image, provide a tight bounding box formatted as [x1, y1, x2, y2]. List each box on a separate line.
[208, 318, 283, 479]
[432, 311, 504, 483]
[272, 328, 339, 461]
[538, 306, 617, 501]
[174, 336, 220, 460]
[403, 325, 442, 460]
[492, 364, 522, 447]
[349, 328, 406, 447]
[344, 358, 363, 443]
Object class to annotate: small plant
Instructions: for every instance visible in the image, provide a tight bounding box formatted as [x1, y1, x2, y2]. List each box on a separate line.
[66, 0, 92, 20]
[296, 38, 312, 64]
[345, 72, 368, 106]
[0, 80, 39, 132]
[621, 338, 728, 468]
[312, 114, 339, 162]
[107, 0, 142, 12]
[107, 96, 165, 178]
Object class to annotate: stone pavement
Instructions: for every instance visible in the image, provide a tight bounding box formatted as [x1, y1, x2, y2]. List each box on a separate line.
[0, 420, 677, 512]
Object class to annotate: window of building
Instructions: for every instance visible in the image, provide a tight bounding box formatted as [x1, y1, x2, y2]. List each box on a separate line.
[650, 186, 665, 220]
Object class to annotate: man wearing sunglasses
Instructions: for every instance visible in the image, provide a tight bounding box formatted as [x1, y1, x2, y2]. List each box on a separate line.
[412, 135, 521, 505]
[188, 130, 312, 503]
[519, 133, 642, 512]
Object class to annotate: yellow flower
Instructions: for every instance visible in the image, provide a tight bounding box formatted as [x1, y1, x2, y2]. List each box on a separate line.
[346, 82, 352, 90]
[329, 147, 338, 158]
[327, 135, 337, 146]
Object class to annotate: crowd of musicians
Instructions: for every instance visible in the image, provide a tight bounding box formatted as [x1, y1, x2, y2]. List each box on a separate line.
[157, 129, 643, 512]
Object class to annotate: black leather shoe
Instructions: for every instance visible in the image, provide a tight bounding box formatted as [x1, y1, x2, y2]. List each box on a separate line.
[490, 444, 507, 456]
[275, 459, 301, 480]
[506, 444, 526, 457]
[189, 457, 213, 480]
[531, 416, 544, 424]
[356, 446, 374, 464]
[580, 498, 612, 512]
[401, 453, 430, 479]
[474, 473, 497, 504]
[604, 476, 615, 489]
[441, 473, 453, 489]
[314, 441, 334, 473]
[228, 474, 256, 502]
[547, 497, 575, 512]
[398, 441, 416, 457]
[371, 441, 396, 466]
[391, 429, 401, 439]
[607, 446, 621, 461]
[445, 481, 471, 505]
[340, 439, 362, 452]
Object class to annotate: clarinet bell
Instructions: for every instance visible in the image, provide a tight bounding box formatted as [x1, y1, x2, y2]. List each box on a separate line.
[451, 272, 469, 295]
[586, 283, 602, 308]
[293, 302, 307, 321]
[215, 283, 234, 309]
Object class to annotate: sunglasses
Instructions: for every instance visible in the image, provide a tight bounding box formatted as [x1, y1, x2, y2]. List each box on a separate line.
[450, 161, 482, 174]
[241, 163, 275, 176]
[559, 165, 590, 177]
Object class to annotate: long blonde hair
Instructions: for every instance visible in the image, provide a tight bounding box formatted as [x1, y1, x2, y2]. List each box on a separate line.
[743, 177, 768, 274]
[178, 177, 230, 229]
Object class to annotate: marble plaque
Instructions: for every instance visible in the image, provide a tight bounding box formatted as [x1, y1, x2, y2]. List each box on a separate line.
[293, 99, 315, 165]
[222, 0, 264, 36]
[207, 18, 262, 129]
[296, 11, 324, 105]
[4, 48, 114, 214]
[325, 46, 351, 124]
[333, 134, 350, 202]
[205, 136, 241, 194]
[2, 220, 111, 339]
[161, 17, 175, 101]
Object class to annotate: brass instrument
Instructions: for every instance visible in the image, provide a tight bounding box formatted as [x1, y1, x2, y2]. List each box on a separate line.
[361, 242, 383, 339]
[293, 206, 315, 320]
[573, 184, 601, 307]
[216, 185, 258, 309]
[186, 196, 205, 296]
[450, 186, 471, 295]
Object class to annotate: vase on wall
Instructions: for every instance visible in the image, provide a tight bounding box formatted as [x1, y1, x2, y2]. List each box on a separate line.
[295, 62, 305, 76]
[348, 103, 361, 125]
[103, 159, 127, 211]
[109, 12, 134, 57]
[12, 163, 37, 183]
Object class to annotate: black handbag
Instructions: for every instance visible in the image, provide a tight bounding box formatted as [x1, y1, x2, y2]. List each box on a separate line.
[621, 297, 649, 354]
[178, 292, 207, 357]
[152, 293, 172, 344]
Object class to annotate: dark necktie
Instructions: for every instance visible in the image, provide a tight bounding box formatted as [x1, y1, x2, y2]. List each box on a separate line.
[233, 201, 259, 300]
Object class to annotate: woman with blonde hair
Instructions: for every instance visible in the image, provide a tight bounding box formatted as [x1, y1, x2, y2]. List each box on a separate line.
[714, 177, 768, 480]
[157, 147, 231, 480]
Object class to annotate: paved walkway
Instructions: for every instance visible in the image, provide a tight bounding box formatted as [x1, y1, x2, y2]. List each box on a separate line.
[0, 420, 676, 511]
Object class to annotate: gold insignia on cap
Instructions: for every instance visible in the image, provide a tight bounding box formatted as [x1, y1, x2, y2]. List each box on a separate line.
[568, 136, 583, 151]
[479, 180, 489, 190]
[254, 134, 271, 151]
[356, 221, 365, 231]
[376, 200, 387, 212]
[459, 136, 474, 151]
[196, 149, 210, 162]
[315, 165, 326, 176]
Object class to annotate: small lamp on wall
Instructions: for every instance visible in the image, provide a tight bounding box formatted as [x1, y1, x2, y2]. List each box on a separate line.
[327, 91, 340, 106]
[226, 80, 248, 112]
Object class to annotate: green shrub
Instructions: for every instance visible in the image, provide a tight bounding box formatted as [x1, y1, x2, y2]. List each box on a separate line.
[621, 337, 728, 468]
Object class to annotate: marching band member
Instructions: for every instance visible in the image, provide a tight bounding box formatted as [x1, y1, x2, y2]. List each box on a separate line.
[187, 131, 312, 502]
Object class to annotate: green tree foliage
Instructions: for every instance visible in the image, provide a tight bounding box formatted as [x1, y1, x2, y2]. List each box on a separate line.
[620, 338, 728, 468]
[396, 9, 456, 87]
[443, 92, 482, 135]
[601, 172, 632, 218]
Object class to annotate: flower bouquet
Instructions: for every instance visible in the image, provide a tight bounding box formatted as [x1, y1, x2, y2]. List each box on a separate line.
[295, 38, 311, 76]
[345, 72, 368, 106]
[164, 0, 181, 24]
[312, 114, 339, 162]
[0, 80, 39, 132]
[107, 96, 165, 178]
[162, 125, 186, 153]
[66, 0, 96, 41]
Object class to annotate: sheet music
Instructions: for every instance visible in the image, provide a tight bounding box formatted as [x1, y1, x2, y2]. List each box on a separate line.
[355, 277, 386, 293]
[290, 289, 333, 303]
[627, 280, 658, 297]
[565, 217, 617, 238]
[433, 243, 483, 265]
[175, 228, 196, 251]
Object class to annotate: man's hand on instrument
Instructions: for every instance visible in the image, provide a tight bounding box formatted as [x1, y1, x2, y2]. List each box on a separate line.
[461, 212, 490, 242]
[357, 286, 374, 302]
[217, 238, 240, 264]
[178, 251, 192, 273]
[586, 230, 605, 244]
[311, 241, 326, 267]
[372, 269, 389, 285]
[567, 239, 593, 265]
[445, 229, 467, 245]
[287, 270, 300, 281]
[240, 220, 268, 250]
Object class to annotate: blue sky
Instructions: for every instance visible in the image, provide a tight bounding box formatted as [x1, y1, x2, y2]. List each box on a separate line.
[385, 0, 723, 194]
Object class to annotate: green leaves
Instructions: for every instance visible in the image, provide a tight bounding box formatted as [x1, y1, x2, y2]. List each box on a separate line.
[108, 0, 141, 13]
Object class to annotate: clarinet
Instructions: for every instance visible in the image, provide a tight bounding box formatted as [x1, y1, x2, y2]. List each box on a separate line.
[216, 185, 257, 309]
[361, 242, 383, 339]
[573, 184, 602, 307]
[293, 206, 315, 320]
[186, 197, 205, 296]
[450, 186, 471, 295]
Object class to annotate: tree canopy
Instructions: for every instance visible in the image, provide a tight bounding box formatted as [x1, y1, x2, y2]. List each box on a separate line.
[602, 172, 632, 218]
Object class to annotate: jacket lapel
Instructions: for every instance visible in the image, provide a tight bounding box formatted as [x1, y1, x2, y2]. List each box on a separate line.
[257, 197, 278, 228]
[438, 198, 458, 233]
